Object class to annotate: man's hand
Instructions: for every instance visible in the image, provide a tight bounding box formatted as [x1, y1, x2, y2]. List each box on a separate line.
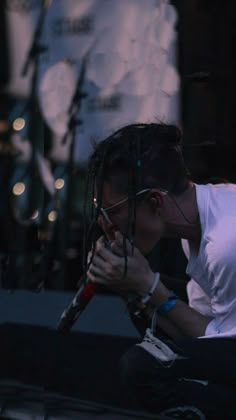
[87, 231, 154, 296]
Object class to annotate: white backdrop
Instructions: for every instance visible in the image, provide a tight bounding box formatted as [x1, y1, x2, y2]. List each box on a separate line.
[5, 0, 180, 165]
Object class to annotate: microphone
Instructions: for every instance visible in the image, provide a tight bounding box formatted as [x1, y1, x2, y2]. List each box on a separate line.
[57, 239, 114, 333]
[57, 280, 100, 333]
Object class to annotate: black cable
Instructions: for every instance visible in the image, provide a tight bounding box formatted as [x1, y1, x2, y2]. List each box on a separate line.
[168, 191, 199, 226]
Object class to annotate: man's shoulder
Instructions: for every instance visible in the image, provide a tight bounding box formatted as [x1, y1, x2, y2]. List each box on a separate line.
[208, 183, 236, 212]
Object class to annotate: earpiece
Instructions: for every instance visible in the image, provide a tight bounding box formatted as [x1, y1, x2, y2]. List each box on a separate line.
[148, 189, 165, 209]
[150, 197, 160, 208]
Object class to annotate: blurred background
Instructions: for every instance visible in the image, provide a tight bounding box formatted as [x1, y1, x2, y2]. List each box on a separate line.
[0, 0, 236, 292]
[1, 1, 236, 418]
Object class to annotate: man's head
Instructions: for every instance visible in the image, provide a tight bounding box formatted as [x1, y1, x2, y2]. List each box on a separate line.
[85, 123, 190, 255]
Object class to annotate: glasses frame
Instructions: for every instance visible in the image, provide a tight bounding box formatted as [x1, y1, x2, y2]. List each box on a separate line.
[93, 188, 168, 225]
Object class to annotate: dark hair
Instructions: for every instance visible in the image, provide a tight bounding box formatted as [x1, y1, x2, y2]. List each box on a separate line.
[91, 122, 189, 192]
[83, 123, 190, 274]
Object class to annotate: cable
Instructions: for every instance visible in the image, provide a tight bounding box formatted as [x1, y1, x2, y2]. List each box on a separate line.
[168, 190, 200, 226]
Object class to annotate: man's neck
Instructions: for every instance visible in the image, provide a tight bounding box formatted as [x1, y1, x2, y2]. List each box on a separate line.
[163, 183, 201, 247]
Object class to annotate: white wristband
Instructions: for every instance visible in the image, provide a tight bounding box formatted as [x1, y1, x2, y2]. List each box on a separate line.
[141, 272, 160, 305]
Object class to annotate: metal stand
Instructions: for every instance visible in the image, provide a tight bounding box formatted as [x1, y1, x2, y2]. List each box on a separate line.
[11, 0, 52, 290]
[56, 58, 88, 289]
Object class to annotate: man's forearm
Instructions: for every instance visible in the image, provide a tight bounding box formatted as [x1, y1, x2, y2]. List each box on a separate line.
[122, 273, 211, 339]
[146, 277, 212, 338]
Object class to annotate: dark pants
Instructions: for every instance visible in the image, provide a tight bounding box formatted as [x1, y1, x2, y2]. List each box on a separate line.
[120, 336, 236, 419]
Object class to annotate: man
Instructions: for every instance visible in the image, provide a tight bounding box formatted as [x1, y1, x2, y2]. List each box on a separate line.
[85, 123, 236, 419]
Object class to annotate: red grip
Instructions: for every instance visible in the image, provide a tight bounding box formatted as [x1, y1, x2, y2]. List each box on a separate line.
[81, 282, 99, 303]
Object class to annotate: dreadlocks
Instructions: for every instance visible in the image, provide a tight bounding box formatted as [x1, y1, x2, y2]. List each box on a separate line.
[83, 123, 190, 279]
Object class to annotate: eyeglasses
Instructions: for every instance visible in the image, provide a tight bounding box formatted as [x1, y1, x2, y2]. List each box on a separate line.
[93, 189, 152, 225]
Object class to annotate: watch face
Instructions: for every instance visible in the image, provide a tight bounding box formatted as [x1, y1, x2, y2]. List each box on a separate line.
[38, 60, 77, 136]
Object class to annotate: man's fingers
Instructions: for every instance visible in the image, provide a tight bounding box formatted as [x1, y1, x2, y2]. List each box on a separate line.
[87, 269, 106, 285]
[88, 252, 124, 280]
[113, 231, 134, 255]
[111, 241, 124, 256]
[87, 251, 92, 264]
[93, 238, 115, 263]
[89, 254, 107, 271]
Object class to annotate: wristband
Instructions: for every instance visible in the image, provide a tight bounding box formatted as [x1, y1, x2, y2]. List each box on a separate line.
[141, 272, 160, 305]
[158, 292, 177, 315]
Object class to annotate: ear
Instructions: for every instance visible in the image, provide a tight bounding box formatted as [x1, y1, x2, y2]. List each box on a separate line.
[149, 196, 160, 209]
[147, 190, 164, 209]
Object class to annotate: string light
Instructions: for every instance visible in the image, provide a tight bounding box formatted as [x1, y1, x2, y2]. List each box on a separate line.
[12, 118, 25, 131]
[12, 182, 25, 196]
[48, 210, 57, 222]
[0, 120, 9, 133]
[55, 178, 65, 190]
[31, 210, 39, 220]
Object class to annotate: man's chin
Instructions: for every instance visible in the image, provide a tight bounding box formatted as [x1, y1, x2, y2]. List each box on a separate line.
[133, 237, 160, 257]
[139, 244, 156, 257]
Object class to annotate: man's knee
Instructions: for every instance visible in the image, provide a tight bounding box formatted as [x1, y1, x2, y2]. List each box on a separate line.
[119, 344, 159, 389]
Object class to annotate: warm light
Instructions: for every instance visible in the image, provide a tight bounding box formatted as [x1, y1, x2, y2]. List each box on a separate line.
[12, 118, 25, 131]
[48, 210, 57, 222]
[44, 0, 53, 8]
[12, 182, 25, 195]
[0, 120, 9, 133]
[55, 178, 65, 190]
[31, 210, 39, 220]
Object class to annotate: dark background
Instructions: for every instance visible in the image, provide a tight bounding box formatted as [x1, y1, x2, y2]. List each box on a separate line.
[0, 2, 236, 417]
[174, 0, 236, 182]
[1, 0, 236, 288]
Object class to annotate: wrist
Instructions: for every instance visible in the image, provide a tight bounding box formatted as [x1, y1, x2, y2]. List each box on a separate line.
[127, 272, 160, 318]
[140, 272, 160, 305]
[135, 270, 155, 296]
[148, 274, 171, 306]
[157, 291, 178, 315]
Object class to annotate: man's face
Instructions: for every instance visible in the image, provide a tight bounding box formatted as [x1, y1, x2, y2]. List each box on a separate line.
[95, 182, 165, 255]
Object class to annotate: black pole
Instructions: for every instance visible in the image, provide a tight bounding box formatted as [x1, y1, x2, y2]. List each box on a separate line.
[57, 58, 87, 289]
[17, 0, 51, 289]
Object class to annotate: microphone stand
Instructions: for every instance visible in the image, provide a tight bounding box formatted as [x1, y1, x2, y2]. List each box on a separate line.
[21, 0, 50, 216]
[18, 0, 51, 290]
[57, 58, 88, 290]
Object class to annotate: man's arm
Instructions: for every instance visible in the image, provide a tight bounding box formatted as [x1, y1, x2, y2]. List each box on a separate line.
[126, 273, 209, 339]
[87, 234, 212, 339]
[128, 302, 190, 339]
[143, 276, 212, 338]
[126, 273, 190, 338]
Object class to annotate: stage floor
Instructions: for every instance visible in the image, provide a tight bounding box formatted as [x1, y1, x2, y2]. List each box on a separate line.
[0, 323, 167, 419]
